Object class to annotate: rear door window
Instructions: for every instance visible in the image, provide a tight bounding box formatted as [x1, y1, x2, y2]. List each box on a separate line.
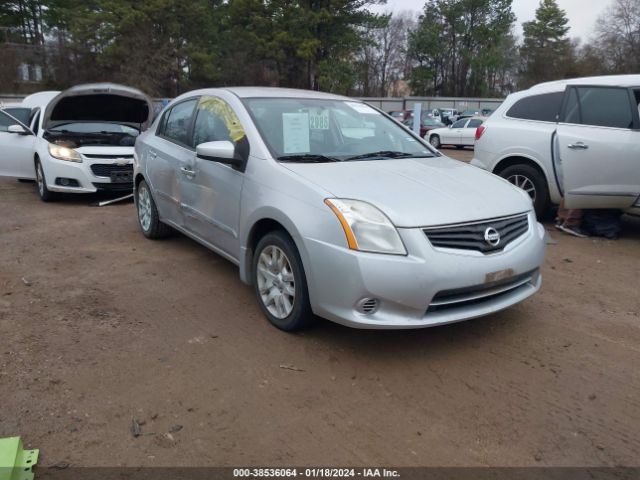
[563, 87, 634, 129]
[467, 119, 483, 128]
[160, 99, 197, 147]
[452, 119, 467, 128]
[506, 92, 563, 122]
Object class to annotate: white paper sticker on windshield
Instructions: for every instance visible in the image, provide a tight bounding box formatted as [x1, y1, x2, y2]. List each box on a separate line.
[309, 108, 330, 130]
[345, 102, 377, 115]
[283, 113, 310, 154]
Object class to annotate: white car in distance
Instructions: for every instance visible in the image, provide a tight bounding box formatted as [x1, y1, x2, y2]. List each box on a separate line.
[427, 117, 485, 149]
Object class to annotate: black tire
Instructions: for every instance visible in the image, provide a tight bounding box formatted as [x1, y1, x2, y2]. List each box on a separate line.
[253, 231, 314, 331]
[499, 163, 550, 218]
[136, 179, 171, 239]
[35, 159, 57, 202]
[429, 135, 441, 149]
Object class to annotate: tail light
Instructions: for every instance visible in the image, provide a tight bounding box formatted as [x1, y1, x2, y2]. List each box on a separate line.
[475, 125, 486, 140]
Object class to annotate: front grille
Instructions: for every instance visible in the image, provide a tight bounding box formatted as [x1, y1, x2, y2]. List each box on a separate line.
[92, 182, 133, 192]
[423, 213, 529, 254]
[84, 154, 134, 159]
[427, 269, 538, 313]
[90, 164, 133, 177]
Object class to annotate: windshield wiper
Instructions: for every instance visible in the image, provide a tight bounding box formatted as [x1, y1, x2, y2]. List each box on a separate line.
[345, 151, 433, 161]
[277, 154, 341, 163]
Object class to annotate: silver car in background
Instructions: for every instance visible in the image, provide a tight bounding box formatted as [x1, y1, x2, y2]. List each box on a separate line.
[134, 87, 546, 331]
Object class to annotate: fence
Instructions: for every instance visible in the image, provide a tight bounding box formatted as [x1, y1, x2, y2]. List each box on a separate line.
[2, 93, 505, 112]
[0, 93, 26, 106]
[358, 96, 504, 113]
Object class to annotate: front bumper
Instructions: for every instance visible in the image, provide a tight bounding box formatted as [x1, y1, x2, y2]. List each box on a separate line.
[43, 155, 133, 194]
[305, 212, 545, 329]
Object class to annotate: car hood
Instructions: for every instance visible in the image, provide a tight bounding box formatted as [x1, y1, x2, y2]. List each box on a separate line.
[43, 83, 153, 131]
[282, 156, 532, 227]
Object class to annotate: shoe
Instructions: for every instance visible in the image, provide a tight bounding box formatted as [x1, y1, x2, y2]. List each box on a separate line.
[558, 224, 589, 238]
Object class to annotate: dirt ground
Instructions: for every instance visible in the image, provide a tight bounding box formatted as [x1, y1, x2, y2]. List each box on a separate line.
[1, 147, 639, 468]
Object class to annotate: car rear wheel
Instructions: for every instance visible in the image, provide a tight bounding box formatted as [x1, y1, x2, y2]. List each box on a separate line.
[429, 135, 441, 149]
[35, 159, 57, 202]
[136, 180, 171, 239]
[253, 231, 314, 331]
[499, 164, 550, 218]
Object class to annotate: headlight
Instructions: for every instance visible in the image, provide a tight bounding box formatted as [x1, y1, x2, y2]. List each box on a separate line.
[325, 198, 407, 255]
[48, 143, 82, 163]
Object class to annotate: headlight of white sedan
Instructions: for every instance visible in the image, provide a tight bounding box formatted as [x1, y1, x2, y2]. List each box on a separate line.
[325, 198, 407, 255]
[48, 143, 82, 163]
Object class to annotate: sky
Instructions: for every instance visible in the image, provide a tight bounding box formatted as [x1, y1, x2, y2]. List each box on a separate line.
[368, 0, 613, 40]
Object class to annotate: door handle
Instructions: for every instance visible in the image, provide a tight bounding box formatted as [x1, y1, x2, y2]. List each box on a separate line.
[180, 166, 196, 178]
[568, 142, 589, 150]
[149, 150, 157, 159]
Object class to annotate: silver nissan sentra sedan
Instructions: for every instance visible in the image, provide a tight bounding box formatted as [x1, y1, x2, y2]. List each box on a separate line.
[134, 87, 545, 331]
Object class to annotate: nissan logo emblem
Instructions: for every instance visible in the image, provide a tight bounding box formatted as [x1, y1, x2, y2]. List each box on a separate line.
[484, 227, 501, 247]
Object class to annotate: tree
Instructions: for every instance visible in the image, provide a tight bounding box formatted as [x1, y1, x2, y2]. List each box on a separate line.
[408, 0, 516, 97]
[356, 12, 416, 97]
[519, 0, 572, 88]
[0, 0, 47, 45]
[592, 0, 640, 74]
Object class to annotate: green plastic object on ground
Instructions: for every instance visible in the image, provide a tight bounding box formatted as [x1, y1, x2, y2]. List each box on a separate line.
[0, 437, 39, 480]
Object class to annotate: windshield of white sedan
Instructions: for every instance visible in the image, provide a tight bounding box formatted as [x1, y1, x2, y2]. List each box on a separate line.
[244, 98, 436, 162]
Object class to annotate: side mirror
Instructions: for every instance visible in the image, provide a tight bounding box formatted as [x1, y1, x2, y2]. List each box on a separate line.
[8, 124, 29, 135]
[196, 141, 242, 167]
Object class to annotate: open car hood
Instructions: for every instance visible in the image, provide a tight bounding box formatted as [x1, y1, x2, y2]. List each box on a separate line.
[43, 83, 153, 131]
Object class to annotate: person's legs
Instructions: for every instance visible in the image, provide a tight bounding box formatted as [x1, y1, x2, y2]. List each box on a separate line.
[556, 199, 587, 237]
[562, 208, 583, 229]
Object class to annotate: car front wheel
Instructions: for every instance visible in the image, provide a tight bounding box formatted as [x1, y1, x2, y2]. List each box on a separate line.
[35, 159, 57, 202]
[253, 231, 314, 331]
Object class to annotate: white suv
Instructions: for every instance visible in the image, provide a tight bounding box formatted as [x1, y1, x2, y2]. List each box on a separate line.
[471, 75, 640, 217]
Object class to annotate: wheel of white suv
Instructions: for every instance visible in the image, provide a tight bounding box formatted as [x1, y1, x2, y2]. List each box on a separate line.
[429, 135, 441, 149]
[499, 164, 550, 218]
[136, 180, 171, 239]
[35, 159, 57, 202]
[253, 231, 314, 331]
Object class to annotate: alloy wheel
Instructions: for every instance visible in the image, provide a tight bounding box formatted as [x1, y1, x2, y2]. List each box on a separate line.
[36, 163, 44, 196]
[137, 184, 152, 232]
[507, 174, 537, 202]
[256, 245, 296, 319]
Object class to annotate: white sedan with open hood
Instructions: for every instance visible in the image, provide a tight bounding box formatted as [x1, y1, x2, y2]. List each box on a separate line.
[0, 83, 152, 201]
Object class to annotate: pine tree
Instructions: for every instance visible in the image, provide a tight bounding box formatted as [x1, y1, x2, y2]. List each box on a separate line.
[519, 0, 572, 88]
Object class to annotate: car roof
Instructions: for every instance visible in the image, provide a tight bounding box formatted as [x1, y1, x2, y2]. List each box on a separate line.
[529, 74, 640, 93]
[21, 91, 61, 109]
[179, 86, 351, 101]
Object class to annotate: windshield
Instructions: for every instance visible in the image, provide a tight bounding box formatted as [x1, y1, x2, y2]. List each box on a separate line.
[49, 122, 139, 136]
[243, 98, 437, 162]
[421, 117, 443, 126]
